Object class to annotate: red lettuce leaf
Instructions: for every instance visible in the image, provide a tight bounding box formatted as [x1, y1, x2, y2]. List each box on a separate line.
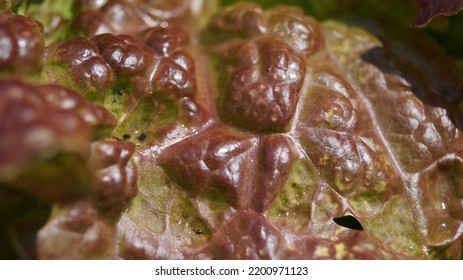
[413, 0, 463, 26]
[3, 1, 463, 260]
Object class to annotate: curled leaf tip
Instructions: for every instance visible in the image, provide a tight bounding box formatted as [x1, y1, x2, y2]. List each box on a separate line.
[413, 0, 463, 27]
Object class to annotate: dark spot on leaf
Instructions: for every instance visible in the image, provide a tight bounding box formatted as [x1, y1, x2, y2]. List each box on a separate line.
[115, 88, 124, 96]
[333, 215, 364, 230]
[112, 88, 124, 102]
[122, 134, 131, 140]
[137, 132, 147, 141]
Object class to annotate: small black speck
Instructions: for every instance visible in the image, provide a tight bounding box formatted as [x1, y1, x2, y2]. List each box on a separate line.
[196, 229, 203, 235]
[122, 133, 131, 140]
[116, 89, 124, 96]
[137, 132, 147, 141]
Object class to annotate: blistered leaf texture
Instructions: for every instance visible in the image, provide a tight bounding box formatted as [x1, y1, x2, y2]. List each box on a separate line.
[71, 0, 216, 36]
[0, 12, 44, 74]
[1, 1, 463, 260]
[0, 79, 116, 203]
[89, 140, 138, 217]
[206, 3, 321, 132]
